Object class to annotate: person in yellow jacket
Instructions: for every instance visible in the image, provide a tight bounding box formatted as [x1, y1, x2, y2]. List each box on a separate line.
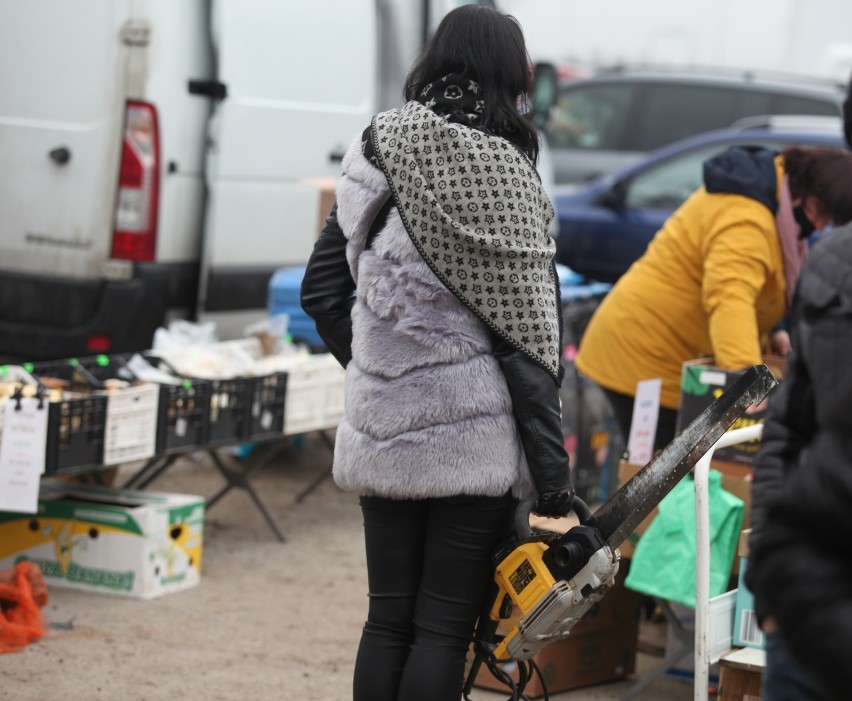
[576, 145, 852, 449]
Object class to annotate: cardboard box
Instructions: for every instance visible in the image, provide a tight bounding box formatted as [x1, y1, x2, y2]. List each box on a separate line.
[733, 529, 765, 649]
[718, 646, 765, 701]
[676, 355, 786, 465]
[0, 480, 204, 599]
[471, 624, 638, 698]
[572, 563, 642, 635]
[470, 564, 640, 697]
[299, 177, 338, 237]
[616, 460, 753, 565]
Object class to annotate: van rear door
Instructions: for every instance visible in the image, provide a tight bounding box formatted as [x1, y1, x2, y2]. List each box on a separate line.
[0, 0, 127, 279]
[199, 0, 377, 336]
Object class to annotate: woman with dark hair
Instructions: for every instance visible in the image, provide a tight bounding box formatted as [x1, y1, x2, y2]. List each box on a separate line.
[575, 145, 852, 450]
[402, 6, 540, 162]
[300, 6, 574, 700]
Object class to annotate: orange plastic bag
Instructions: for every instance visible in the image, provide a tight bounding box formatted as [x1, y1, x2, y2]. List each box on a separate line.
[0, 561, 47, 653]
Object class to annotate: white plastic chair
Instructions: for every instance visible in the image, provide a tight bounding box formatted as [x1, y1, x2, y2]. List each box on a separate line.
[693, 423, 763, 701]
[620, 423, 763, 701]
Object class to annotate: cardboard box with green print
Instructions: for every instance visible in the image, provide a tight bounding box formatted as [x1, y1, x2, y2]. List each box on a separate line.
[0, 480, 204, 599]
[676, 356, 786, 465]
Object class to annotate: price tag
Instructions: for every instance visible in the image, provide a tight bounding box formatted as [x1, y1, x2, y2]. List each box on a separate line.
[627, 378, 662, 465]
[0, 397, 49, 513]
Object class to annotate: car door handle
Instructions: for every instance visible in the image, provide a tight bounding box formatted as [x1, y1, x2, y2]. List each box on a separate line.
[49, 146, 71, 165]
[188, 80, 228, 101]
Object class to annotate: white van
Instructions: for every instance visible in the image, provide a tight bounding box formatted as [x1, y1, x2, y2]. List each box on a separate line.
[0, 0, 504, 360]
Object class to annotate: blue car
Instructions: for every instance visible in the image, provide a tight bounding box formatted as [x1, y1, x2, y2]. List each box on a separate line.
[554, 116, 847, 283]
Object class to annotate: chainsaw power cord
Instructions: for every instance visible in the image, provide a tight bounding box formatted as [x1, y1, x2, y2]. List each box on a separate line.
[463, 637, 550, 701]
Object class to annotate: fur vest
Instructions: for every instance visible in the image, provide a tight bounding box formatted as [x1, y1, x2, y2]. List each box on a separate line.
[331, 137, 534, 500]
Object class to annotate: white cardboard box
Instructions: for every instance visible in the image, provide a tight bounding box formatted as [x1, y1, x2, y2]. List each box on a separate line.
[0, 480, 204, 599]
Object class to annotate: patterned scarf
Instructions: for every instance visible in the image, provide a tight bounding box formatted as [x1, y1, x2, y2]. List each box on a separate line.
[368, 75, 562, 381]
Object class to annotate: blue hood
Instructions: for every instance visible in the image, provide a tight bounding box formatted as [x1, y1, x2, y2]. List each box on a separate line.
[703, 146, 778, 214]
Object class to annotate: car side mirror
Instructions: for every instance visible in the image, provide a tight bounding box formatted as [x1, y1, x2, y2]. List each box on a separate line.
[595, 179, 627, 210]
[530, 62, 558, 129]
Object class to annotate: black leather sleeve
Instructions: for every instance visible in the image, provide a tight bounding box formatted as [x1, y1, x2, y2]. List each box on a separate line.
[300, 202, 357, 368]
[492, 335, 572, 495]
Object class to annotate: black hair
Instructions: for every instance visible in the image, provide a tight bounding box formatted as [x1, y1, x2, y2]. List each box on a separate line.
[403, 5, 539, 163]
[784, 146, 852, 225]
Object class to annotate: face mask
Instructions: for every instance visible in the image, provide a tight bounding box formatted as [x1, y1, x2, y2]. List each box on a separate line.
[792, 204, 815, 239]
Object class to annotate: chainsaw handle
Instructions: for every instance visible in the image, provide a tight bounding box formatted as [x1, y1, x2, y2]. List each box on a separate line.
[515, 495, 592, 538]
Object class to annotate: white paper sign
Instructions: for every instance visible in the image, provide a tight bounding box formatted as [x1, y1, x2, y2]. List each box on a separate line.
[627, 378, 662, 465]
[0, 397, 49, 513]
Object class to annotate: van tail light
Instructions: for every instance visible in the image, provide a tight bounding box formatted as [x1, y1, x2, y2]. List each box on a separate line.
[112, 101, 160, 261]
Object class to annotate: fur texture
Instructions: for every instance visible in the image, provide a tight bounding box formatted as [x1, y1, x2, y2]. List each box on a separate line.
[332, 136, 533, 499]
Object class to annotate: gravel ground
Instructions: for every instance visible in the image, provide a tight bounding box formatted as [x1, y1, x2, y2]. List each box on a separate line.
[0, 434, 694, 701]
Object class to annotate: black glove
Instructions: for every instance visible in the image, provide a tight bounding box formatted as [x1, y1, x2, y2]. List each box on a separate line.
[534, 488, 575, 518]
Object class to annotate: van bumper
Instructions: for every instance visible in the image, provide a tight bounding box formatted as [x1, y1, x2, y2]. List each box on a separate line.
[0, 263, 196, 361]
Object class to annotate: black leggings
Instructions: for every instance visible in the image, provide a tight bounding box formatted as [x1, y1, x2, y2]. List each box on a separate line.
[354, 494, 517, 701]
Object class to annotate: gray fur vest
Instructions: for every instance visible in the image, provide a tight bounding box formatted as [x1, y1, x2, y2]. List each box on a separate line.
[332, 137, 534, 500]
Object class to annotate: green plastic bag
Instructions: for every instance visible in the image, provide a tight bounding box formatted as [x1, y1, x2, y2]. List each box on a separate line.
[623, 470, 744, 608]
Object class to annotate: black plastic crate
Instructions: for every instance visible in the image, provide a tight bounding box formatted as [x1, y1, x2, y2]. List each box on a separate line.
[27, 354, 132, 390]
[132, 351, 255, 448]
[247, 372, 288, 440]
[206, 376, 253, 446]
[120, 353, 212, 455]
[156, 379, 212, 454]
[44, 394, 108, 474]
[24, 357, 114, 474]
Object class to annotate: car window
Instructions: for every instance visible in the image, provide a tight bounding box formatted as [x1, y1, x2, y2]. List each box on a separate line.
[636, 85, 746, 151]
[624, 140, 787, 210]
[633, 85, 841, 152]
[771, 94, 840, 117]
[546, 83, 636, 151]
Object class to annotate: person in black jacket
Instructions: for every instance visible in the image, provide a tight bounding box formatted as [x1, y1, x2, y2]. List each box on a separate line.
[747, 221, 852, 700]
[844, 69, 852, 148]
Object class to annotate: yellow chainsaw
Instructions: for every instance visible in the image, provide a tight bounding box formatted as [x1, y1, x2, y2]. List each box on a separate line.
[464, 363, 777, 700]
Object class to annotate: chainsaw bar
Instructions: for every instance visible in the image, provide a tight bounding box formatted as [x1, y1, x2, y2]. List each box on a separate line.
[586, 363, 778, 551]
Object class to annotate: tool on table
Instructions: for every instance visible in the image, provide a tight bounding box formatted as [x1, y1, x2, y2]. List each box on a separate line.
[464, 363, 778, 700]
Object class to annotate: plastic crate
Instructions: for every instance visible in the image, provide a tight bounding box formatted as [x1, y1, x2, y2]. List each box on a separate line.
[283, 355, 346, 435]
[156, 379, 212, 454]
[122, 353, 213, 456]
[28, 355, 132, 392]
[148, 343, 259, 447]
[247, 371, 288, 440]
[44, 394, 108, 474]
[0, 368, 107, 476]
[206, 377, 253, 446]
[268, 266, 305, 307]
[268, 266, 324, 347]
[30, 356, 159, 467]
